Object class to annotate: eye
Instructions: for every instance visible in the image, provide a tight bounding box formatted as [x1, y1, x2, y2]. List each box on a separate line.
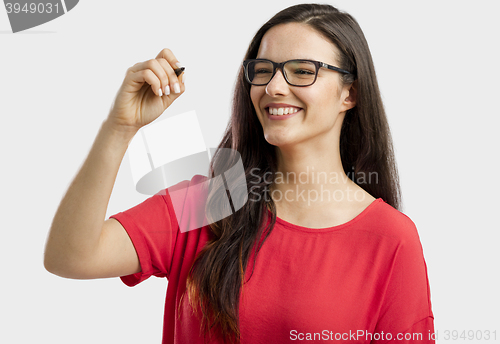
[294, 69, 315, 75]
[286, 61, 316, 77]
[255, 68, 273, 74]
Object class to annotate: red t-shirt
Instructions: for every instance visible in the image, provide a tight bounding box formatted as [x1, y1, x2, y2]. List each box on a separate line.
[110, 174, 434, 343]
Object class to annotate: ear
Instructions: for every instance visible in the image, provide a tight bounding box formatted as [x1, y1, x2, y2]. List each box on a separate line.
[341, 80, 357, 112]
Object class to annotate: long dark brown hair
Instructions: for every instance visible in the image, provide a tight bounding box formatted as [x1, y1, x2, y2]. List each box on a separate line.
[185, 3, 402, 343]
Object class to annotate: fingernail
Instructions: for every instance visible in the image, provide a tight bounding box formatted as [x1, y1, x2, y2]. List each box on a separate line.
[181, 72, 186, 84]
[158, 88, 163, 97]
[173, 82, 181, 94]
[175, 62, 182, 68]
[164, 85, 170, 95]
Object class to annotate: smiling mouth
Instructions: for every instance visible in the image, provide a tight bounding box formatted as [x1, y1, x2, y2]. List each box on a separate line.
[265, 107, 302, 116]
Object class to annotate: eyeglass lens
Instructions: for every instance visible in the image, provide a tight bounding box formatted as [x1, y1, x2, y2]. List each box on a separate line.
[246, 60, 317, 86]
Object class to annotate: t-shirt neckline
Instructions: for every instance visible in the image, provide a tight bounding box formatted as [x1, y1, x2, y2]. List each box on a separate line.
[268, 198, 384, 233]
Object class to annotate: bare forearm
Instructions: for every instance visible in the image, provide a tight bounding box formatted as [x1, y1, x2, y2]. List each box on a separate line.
[44, 119, 137, 275]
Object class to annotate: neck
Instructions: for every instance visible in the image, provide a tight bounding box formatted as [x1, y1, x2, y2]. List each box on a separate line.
[269, 137, 362, 209]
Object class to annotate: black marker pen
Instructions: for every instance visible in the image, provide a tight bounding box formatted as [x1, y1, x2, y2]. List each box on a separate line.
[175, 67, 185, 76]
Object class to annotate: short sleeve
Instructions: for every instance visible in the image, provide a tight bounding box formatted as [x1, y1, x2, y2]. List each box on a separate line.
[373, 220, 435, 343]
[109, 189, 179, 287]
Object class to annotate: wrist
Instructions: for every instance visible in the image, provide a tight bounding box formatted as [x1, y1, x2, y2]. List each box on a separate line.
[102, 118, 139, 141]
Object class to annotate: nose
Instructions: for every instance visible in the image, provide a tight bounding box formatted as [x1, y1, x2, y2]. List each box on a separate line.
[265, 69, 289, 97]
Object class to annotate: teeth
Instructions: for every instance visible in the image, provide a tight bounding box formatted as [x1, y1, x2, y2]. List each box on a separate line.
[268, 107, 299, 116]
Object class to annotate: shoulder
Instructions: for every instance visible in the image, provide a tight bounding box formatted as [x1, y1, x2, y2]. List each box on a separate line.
[158, 174, 209, 205]
[156, 174, 210, 233]
[360, 200, 429, 281]
[362, 199, 422, 246]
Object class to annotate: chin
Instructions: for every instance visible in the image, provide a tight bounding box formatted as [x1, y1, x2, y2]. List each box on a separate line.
[264, 132, 297, 148]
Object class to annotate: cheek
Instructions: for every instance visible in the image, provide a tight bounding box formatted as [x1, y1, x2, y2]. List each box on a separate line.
[250, 86, 261, 109]
[314, 85, 341, 111]
[299, 90, 322, 111]
[302, 89, 340, 120]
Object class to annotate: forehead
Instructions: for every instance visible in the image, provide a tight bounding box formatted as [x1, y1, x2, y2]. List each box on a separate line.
[256, 22, 340, 65]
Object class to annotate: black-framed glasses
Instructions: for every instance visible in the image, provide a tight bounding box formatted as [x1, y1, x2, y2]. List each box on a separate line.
[243, 58, 352, 87]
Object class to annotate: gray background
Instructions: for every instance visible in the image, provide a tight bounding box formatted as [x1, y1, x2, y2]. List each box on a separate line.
[1, 0, 499, 342]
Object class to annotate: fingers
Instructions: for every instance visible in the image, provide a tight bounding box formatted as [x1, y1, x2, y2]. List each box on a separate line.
[127, 48, 185, 97]
[156, 48, 185, 94]
[126, 66, 163, 97]
[156, 48, 185, 93]
[156, 58, 182, 96]
[155, 48, 181, 68]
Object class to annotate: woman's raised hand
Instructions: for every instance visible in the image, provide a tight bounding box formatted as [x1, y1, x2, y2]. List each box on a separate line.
[108, 48, 185, 131]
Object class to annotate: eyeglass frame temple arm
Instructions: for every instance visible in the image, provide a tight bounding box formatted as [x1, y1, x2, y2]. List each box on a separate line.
[319, 62, 352, 75]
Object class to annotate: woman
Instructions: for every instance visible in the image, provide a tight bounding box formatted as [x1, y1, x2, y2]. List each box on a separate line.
[44, 3, 434, 343]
